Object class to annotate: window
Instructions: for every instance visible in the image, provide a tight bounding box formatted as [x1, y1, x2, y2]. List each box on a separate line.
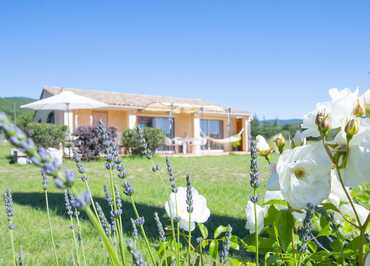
[93, 111, 108, 126]
[138, 116, 175, 151]
[137, 116, 175, 137]
[46, 112, 55, 123]
[200, 119, 224, 150]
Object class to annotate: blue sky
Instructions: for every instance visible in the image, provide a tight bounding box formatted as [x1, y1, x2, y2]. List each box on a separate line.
[1, 1, 370, 119]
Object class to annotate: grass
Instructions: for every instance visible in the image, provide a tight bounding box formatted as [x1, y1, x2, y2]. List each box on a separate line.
[0, 143, 272, 265]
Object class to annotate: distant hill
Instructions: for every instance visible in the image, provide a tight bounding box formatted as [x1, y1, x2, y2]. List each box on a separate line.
[0, 96, 35, 115]
[0, 97, 36, 127]
[263, 119, 302, 126]
[251, 117, 302, 138]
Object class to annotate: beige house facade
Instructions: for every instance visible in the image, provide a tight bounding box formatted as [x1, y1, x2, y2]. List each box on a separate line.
[35, 87, 252, 154]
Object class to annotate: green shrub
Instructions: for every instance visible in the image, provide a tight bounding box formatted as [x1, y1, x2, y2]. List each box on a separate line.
[143, 127, 166, 152]
[26, 123, 67, 148]
[121, 127, 165, 155]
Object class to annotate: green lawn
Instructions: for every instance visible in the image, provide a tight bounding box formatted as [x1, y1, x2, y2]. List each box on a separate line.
[0, 143, 271, 265]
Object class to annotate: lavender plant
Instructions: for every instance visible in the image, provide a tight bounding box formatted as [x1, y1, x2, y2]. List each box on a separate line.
[249, 141, 260, 266]
[3, 189, 16, 266]
[64, 190, 82, 265]
[185, 175, 193, 265]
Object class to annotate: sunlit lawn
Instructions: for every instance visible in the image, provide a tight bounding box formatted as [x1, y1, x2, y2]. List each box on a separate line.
[0, 143, 272, 265]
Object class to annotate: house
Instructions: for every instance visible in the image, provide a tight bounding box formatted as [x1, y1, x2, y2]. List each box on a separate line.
[34, 86, 252, 154]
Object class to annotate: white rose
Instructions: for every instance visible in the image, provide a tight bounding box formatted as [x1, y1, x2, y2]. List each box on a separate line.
[361, 89, 370, 112]
[339, 202, 369, 226]
[267, 164, 280, 190]
[302, 88, 358, 137]
[329, 88, 358, 125]
[277, 143, 332, 209]
[342, 124, 370, 186]
[264, 190, 284, 202]
[178, 218, 196, 232]
[256, 135, 271, 156]
[164, 187, 210, 232]
[245, 201, 266, 234]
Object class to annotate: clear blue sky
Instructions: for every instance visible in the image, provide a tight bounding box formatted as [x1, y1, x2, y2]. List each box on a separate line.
[1, 1, 370, 119]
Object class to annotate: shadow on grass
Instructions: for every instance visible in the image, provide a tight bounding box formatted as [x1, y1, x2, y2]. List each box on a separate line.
[12, 192, 246, 240]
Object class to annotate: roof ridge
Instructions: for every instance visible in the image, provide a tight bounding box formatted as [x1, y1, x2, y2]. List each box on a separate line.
[45, 86, 208, 103]
[42, 86, 250, 116]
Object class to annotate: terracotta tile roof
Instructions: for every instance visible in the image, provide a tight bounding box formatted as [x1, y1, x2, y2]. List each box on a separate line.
[43, 86, 250, 116]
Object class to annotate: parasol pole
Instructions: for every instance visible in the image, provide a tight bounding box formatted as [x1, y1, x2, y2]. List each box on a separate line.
[66, 102, 71, 157]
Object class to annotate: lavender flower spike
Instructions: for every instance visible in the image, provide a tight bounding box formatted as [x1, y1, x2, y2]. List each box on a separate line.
[64, 191, 73, 218]
[130, 218, 138, 239]
[126, 239, 147, 266]
[249, 141, 259, 203]
[71, 191, 91, 209]
[4, 189, 15, 223]
[166, 157, 177, 193]
[123, 181, 134, 196]
[249, 141, 260, 189]
[186, 175, 193, 213]
[154, 212, 166, 241]
[95, 202, 111, 237]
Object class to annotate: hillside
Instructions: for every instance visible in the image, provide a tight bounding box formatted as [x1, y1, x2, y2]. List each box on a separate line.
[263, 119, 302, 126]
[0, 97, 36, 127]
[251, 117, 302, 138]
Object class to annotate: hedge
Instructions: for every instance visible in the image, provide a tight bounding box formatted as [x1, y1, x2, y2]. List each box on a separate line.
[26, 123, 67, 148]
[121, 127, 165, 155]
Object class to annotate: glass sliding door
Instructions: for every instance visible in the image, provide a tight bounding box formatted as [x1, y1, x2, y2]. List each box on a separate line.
[200, 119, 224, 150]
[153, 118, 174, 138]
[137, 116, 175, 151]
[137, 117, 174, 137]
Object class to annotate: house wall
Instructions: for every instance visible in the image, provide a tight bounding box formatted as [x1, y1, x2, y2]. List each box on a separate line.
[76, 110, 92, 126]
[34, 93, 250, 153]
[108, 110, 128, 136]
[175, 113, 192, 138]
[73, 109, 129, 137]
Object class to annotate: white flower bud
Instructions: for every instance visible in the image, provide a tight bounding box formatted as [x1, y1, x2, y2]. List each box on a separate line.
[352, 98, 365, 117]
[245, 201, 266, 234]
[256, 135, 272, 157]
[273, 133, 285, 154]
[293, 131, 306, 147]
[345, 118, 360, 141]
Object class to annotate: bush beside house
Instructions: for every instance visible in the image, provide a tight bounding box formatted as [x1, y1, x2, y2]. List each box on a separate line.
[26, 123, 67, 148]
[121, 127, 165, 155]
[73, 126, 117, 160]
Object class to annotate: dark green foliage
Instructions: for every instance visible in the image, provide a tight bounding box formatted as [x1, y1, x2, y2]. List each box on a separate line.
[251, 115, 301, 139]
[25, 123, 67, 148]
[143, 127, 165, 152]
[0, 97, 35, 129]
[121, 127, 165, 155]
[73, 126, 117, 160]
